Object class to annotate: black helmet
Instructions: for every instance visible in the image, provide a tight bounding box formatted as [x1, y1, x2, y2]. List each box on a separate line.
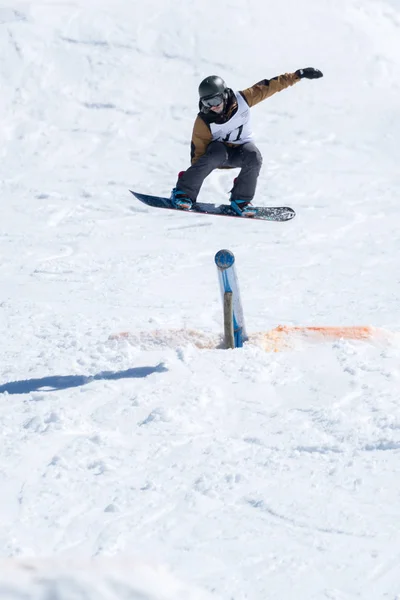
[198, 75, 227, 100]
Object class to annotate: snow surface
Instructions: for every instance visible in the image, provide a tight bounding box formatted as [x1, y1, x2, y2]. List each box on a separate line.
[1, 0, 400, 599]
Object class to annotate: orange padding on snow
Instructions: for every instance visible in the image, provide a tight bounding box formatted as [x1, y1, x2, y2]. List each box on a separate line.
[252, 325, 387, 352]
[274, 325, 375, 339]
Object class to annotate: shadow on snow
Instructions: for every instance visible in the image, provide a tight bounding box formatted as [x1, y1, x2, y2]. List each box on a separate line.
[0, 364, 167, 395]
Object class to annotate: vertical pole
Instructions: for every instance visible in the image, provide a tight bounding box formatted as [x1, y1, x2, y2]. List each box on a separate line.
[223, 291, 235, 349]
[214, 249, 247, 348]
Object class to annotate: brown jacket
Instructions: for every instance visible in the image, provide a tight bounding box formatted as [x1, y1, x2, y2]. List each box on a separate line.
[191, 72, 300, 164]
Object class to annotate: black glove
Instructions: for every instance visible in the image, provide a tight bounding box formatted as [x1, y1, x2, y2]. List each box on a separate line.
[295, 67, 323, 79]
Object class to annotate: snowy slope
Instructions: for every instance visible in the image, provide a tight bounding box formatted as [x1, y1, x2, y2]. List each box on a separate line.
[1, 1, 400, 599]
[0, 559, 213, 600]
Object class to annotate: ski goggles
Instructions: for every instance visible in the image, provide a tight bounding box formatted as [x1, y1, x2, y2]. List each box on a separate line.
[201, 93, 224, 108]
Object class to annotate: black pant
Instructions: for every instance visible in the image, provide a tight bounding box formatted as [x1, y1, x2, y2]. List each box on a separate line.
[177, 141, 263, 203]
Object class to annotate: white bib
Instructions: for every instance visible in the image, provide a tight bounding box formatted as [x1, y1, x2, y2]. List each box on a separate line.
[209, 91, 253, 145]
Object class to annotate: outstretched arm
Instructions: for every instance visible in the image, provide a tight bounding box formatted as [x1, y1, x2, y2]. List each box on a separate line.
[241, 68, 323, 107]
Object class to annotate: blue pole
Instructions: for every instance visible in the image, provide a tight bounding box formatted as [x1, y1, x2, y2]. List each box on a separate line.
[214, 250, 247, 348]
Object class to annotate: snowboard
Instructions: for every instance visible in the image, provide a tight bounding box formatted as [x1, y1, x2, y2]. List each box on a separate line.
[130, 191, 295, 222]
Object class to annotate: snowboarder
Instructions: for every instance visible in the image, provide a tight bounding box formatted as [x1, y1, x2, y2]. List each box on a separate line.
[171, 68, 323, 216]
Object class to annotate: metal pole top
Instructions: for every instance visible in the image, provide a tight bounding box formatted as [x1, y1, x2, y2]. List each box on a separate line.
[215, 249, 235, 270]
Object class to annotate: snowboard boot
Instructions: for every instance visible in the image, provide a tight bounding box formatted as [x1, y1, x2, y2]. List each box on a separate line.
[170, 171, 193, 210]
[230, 199, 258, 217]
[229, 177, 257, 217]
[170, 188, 193, 210]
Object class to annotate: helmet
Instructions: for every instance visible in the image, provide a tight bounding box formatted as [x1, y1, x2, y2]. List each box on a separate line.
[198, 75, 227, 100]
